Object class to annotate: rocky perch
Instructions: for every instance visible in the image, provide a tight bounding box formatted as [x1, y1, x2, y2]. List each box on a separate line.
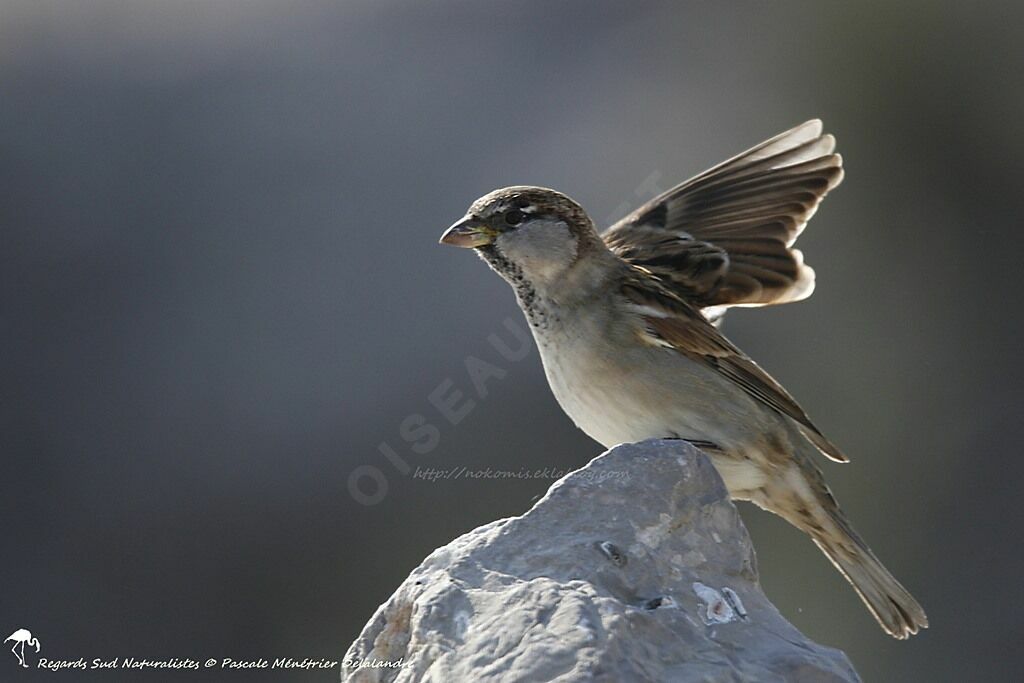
[341, 439, 860, 682]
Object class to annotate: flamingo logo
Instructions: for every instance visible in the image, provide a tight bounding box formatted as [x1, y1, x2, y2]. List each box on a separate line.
[5, 629, 40, 668]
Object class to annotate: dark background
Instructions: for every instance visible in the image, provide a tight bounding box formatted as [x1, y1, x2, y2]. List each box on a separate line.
[2, 2, 1022, 681]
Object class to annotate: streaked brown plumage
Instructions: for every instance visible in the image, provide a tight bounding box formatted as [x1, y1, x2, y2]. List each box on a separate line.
[440, 120, 927, 638]
[605, 120, 840, 315]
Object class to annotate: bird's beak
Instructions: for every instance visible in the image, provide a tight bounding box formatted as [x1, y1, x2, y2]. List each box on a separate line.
[439, 216, 497, 248]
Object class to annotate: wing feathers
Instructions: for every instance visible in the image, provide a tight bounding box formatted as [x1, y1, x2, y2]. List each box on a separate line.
[603, 120, 843, 314]
[622, 273, 848, 463]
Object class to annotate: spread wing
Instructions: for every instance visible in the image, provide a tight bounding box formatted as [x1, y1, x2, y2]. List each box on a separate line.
[604, 120, 843, 322]
[621, 270, 848, 463]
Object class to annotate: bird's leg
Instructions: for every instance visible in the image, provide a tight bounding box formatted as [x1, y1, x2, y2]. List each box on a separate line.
[682, 438, 724, 454]
[665, 433, 725, 455]
[14, 641, 25, 667]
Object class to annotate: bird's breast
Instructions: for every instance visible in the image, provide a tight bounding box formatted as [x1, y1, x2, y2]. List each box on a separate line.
[531, 312, 775, 458]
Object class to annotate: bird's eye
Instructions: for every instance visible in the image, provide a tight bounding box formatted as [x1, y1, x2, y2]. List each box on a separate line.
[503, 209, 526, 227]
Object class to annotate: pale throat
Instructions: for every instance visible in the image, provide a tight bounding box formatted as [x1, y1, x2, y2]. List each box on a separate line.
[498, 220, 578, 286]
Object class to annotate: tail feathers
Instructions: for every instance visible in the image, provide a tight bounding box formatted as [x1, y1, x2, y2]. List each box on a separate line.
[812, 517, 929, 639]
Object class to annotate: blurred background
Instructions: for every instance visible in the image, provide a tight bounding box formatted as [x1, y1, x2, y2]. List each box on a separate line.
[2, 1, 1022, 680]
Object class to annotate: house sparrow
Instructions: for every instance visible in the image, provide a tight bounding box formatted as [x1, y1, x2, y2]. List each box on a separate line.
[439, 120, 927, 639]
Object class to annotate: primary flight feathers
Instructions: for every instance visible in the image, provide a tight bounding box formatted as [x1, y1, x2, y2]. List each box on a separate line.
[603, 119, 843, 320]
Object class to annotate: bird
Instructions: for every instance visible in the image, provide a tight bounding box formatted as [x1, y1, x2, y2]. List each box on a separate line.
[5, 628, 40, 668]
[438, 120, 927, 639]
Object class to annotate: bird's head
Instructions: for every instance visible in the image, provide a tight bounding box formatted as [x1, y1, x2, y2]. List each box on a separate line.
[440, 186, 603, 289]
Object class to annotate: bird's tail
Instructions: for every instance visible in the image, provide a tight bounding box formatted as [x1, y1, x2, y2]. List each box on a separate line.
[804, 493, 928, 639]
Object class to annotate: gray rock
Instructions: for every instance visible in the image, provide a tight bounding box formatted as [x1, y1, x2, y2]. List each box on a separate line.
[342, 439, 860, 683]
